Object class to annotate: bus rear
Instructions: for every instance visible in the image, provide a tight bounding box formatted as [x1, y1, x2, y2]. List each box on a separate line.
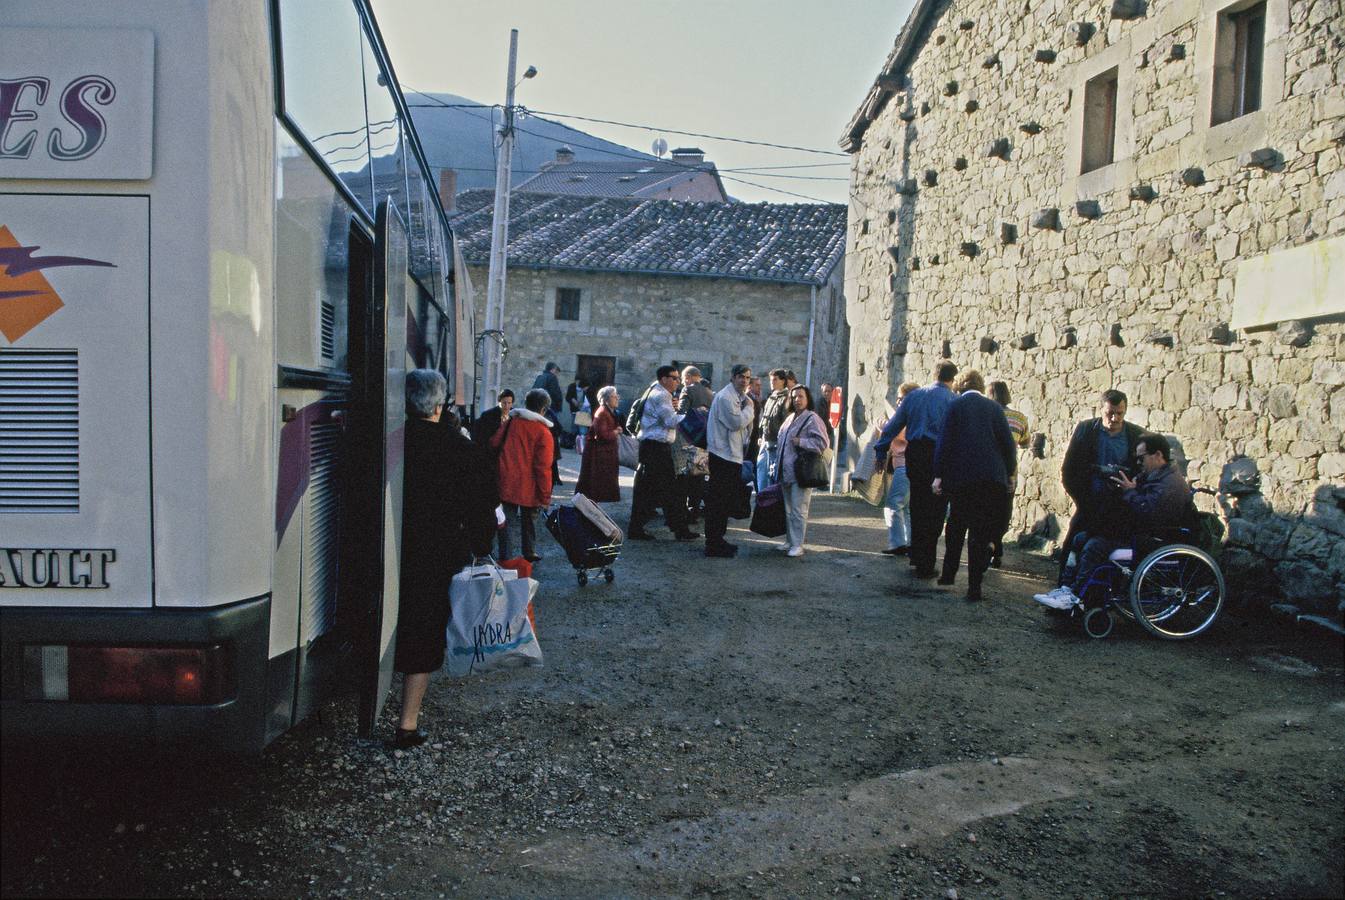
[3, 1, 455, 753]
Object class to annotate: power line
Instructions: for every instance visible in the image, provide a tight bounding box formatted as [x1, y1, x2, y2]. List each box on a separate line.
[406, 87, 848, 202]
[524, 107, 849, 158]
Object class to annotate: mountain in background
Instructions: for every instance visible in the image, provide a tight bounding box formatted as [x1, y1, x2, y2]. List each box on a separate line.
[406, 92, 659, 197]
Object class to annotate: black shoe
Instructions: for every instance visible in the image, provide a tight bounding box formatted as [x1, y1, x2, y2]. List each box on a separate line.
[990, 555, 1003, 569]
[965, 590, 984, 603]
[937, 574, 956, 586]
[705, 542, 738, 558]
[881, 546, 907, 555]
[675, 530, 700, 541]
[525, 553, 543, 563]
[391, 727, 429, 750]
[628, 529, 655, 541]
[913, 568, 938, 579]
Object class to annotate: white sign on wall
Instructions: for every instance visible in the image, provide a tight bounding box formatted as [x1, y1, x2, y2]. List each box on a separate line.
[1232, 234, 1345, 329]
[0, 27, 155, 180]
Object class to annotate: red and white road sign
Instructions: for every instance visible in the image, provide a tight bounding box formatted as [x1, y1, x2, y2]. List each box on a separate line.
[828, 387, 843, 429]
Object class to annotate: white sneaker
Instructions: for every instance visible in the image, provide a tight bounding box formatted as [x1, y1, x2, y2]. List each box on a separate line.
[1034, 587, 1080, 610]
[786, 546, 804, 557]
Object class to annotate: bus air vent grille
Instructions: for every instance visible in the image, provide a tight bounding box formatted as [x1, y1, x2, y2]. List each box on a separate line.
[301, 421, 341, 641]
[0, 348, 79, 514]
[320, 302, 336, 360]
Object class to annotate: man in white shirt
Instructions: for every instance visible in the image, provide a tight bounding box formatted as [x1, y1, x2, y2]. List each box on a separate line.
[703, 364, 754, 557]
[629, 365, 698, 541]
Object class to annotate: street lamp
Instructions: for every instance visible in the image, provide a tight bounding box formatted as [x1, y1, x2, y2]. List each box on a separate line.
[480, 32, 537, 412]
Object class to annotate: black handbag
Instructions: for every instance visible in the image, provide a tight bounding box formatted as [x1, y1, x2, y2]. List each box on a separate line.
[795, 448, 830, 489]
[750, 483, 787, 537]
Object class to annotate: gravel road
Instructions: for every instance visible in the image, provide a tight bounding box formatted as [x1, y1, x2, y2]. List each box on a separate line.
[3, 462, 1342, 898]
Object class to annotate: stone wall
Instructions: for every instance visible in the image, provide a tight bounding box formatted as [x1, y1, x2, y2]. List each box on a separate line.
[469, 264, 848, 417]
[843, 0, 1344, 611]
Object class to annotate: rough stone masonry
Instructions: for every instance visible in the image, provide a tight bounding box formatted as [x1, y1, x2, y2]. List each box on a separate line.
[841, 0, 1344, 612]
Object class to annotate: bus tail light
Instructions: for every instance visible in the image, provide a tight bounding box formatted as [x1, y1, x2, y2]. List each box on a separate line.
[22, 644, 233, 705]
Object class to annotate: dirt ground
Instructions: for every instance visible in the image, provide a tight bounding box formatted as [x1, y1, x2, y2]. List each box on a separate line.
[3, 461, 1343, 899]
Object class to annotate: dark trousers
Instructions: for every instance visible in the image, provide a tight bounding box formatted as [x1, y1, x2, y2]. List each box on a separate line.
[904, 439, 950, 574]
[703, 452, 739, 547]
[630, 440, 686, 534]
[942, 483, 1008, 590]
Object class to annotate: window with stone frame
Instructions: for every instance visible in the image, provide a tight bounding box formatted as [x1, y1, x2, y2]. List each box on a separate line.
[554, 286, 582, 321]
[1080, 68, 1119, 174]
[827, 286, 839, 333]
[1211, 0, 1266, 125]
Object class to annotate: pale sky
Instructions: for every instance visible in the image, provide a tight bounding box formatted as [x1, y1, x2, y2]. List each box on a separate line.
[372, 0, 917, 205]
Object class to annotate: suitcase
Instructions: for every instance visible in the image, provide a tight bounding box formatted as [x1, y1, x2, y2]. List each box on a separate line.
[544, 495, 622, 586]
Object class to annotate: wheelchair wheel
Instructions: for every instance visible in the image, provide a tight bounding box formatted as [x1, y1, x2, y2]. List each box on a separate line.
[1129, 544, 1224, 640]
[1083, 607, 1114, 639]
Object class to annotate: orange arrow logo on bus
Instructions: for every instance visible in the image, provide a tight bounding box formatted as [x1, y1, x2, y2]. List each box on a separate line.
[0, 225, 116, 343]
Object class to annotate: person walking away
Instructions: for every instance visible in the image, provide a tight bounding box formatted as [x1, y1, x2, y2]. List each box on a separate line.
[628, 366, 698, 541]
[493, 389, 555, 562]
[745, 375, 764, 481]
[777, 385, 830, 557]
[875, 361, 959, 578]
[566, 376, 597, 454]
[532, 361, 564, 413]
[880, 381, 919, 554]
[754, 368, 794, 492]
[576, 385, 622, 503]
[703, 365, 755, 558]
[1057, 389, 1144, 585]
[988, 380, 1029, 567]
[395, 370, 498, 749]
[675, 365, 713, 523]
[930, 370, 1017, 602]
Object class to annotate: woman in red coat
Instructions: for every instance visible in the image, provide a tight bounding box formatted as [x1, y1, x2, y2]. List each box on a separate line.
[577, 385, 622, 503]
[492, 388, 555, 561]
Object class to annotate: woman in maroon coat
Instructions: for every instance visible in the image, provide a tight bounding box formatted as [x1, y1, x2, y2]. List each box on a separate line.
[577, 385, 621, 502]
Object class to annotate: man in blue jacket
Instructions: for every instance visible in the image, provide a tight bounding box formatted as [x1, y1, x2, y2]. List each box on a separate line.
[876, 361, 959, 578]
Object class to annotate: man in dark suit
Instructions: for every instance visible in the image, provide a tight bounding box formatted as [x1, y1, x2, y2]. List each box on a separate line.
[931, 370, 1017, 602]
[532, 362, 564, 413]
[1057, 388, 1145, 584]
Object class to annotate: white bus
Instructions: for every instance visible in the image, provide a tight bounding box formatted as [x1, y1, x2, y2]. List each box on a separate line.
[1, 0, 460, 752]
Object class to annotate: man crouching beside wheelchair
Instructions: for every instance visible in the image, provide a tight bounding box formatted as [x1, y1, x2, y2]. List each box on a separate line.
[1035, 432, 1189, 610]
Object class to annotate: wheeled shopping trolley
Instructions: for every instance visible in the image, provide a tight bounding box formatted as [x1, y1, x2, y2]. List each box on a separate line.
[544, 493, 623, 586]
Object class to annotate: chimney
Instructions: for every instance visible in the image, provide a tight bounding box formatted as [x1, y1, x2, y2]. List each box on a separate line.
[670, 146, 705, 165]
[437, 168, 458, 213]
[554, 145, 575, 165]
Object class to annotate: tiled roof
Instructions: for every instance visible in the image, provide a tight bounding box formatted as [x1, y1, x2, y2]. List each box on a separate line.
[449, 190, 846, 286]
[514, 159, 728, 201]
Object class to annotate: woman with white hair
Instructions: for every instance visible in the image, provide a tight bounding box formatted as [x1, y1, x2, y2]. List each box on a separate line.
[577, 384, 622, 503]
[394, 369, 498, 748]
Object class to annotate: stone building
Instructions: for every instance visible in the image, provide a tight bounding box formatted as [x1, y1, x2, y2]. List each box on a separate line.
[449, 190, 847, 415]
[840, 0, 1344, 611]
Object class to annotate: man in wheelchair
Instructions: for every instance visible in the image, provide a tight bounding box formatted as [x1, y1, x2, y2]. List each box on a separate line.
[1035, 432, 1190, 610]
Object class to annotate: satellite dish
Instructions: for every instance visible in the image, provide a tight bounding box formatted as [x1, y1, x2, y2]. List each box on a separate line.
[651, 138, 668, 158]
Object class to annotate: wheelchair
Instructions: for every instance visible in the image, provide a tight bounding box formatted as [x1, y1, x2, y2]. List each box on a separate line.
[1059, 505, 1226, 641]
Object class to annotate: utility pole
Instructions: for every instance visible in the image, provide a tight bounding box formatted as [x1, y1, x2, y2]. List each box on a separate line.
[480, 29, 532, 413]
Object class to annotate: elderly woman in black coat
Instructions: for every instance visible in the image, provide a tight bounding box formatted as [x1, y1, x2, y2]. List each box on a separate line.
[395, 369, 499, 749]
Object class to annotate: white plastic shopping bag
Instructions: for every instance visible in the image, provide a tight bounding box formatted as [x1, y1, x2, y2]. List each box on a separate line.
[446, 561, 542, 676]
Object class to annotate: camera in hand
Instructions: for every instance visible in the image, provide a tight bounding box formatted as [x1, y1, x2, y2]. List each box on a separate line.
[1092, 463, 1128, 477]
